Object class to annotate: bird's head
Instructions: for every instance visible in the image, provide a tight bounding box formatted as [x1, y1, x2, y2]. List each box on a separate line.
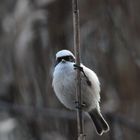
[55, 50, 75, 66]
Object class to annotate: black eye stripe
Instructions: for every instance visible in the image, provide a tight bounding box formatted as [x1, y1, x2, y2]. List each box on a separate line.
[58, 56, 75, 61]
[55, 55, 75, 66]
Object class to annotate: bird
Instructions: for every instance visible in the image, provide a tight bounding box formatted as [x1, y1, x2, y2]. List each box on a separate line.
[52, 49, 109, 135]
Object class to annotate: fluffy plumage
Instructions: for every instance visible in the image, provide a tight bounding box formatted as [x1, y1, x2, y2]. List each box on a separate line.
[52, 50, 109, 135]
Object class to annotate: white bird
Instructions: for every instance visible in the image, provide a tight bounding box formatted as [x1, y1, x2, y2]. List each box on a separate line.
[52, 50, 109, 135]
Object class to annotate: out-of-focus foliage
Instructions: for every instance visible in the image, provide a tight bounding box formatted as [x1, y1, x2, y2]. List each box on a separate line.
[0, 0, 140, 140]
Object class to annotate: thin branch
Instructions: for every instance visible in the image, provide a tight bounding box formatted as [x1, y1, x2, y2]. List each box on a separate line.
[72, 0, 85, 140]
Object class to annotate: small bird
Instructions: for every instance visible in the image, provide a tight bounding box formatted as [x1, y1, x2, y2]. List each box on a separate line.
[52, 50, 109, 135]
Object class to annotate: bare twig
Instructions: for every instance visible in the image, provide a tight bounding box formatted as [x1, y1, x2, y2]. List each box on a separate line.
[72, 0, 85, 140]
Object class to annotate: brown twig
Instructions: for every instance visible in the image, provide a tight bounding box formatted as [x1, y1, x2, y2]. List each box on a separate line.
[72, 0, 85, 140]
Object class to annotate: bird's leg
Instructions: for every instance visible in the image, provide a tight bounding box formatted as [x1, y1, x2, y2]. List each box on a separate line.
[73, 64, 92, 86]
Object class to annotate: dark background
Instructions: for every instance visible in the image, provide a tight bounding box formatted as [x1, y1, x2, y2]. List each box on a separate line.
[0, 0, 140, 140]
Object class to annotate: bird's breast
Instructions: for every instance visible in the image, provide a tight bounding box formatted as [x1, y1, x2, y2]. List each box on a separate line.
[53, 63, 77, 109]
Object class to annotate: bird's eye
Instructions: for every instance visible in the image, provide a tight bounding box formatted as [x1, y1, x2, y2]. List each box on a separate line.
[69, 56, 72, 61]
[64, 56, 74, 62]
[57, 57, 62, 62]
[66, 56, 70, 61]
[68, 56, 75, 62]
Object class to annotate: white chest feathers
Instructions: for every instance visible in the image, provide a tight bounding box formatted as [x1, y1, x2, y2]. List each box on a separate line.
[52, 62, 100, 112]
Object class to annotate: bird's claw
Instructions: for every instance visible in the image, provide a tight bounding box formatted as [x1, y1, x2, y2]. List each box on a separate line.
[73, 64, 83, 71]
[75, 101, 86, 109]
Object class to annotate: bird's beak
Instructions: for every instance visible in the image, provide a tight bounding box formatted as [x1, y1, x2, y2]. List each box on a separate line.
[61, 59, 66, 63]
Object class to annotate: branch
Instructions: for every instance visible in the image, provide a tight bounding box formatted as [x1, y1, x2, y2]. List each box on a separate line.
[72, 0, 85, 140]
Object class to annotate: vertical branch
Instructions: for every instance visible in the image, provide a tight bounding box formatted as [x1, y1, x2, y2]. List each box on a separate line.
[72, 0, 85, 140]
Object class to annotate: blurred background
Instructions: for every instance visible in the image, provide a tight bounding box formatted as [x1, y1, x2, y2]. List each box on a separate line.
[0, 0, 140, 140]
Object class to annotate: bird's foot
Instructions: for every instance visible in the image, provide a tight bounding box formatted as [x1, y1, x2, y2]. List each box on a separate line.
[75, 101, 86, 109]
[73, 64, 83, 71]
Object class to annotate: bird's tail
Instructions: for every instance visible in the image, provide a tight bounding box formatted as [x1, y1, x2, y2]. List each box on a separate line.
[89, 109, 109, 135]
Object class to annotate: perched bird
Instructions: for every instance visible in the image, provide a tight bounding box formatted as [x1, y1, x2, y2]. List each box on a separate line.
[52, 50, 109, 135]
